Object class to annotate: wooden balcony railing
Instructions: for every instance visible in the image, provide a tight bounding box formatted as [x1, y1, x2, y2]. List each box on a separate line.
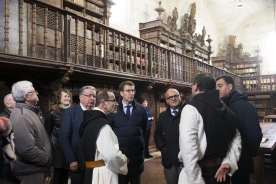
[0, 0, 241, 89]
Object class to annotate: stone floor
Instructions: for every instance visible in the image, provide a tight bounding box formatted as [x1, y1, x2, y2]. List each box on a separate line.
[141, 151, 276, 184]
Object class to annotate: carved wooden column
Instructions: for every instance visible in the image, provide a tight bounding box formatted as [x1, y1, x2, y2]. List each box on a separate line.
[168, 51, 172, 80]
[4, 0, 9, 53]
[19, 0, 23, 55]
[139, 41, 142, 75]
[31, 4, 36, 57]
[99, 27, 103, 68]
[123, 35, 127, 72]
[64, 15, 71, 63]
[84, 21, 87, 65]
[112, 31, 116, 70]
[91, 24, 95, 67]
[144, 43, 148, 76]
[105, 29, 109, 69]
[118, 34, 122, 71]
[43, 8, 48, 59]
[129, 38, 132, 72]
[148, 43, 153, 77]
[54, 12, 59, 60]
[75, 18, 79, 64]
[134, 39, 138, 74]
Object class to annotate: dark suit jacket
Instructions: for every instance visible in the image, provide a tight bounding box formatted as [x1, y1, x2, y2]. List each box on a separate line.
[59, 103, 84, 168]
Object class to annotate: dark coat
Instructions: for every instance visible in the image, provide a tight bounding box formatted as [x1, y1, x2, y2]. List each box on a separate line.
[45, 104, 67, 169]
[107, 98, 147, 176]
[59, 103, 85, 169]
[9, 103, 51, 176]
[224, 90, 263, 173]
[145, 107, 153, 130]
[0, 107, 11, 118]
[154, 102, 185, 168]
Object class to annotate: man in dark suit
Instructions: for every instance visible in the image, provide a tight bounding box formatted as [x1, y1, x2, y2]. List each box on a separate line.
[108, 81, 147, 184]
[59, 86, 96, 184]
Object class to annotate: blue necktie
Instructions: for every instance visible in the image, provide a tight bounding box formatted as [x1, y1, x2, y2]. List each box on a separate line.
[126, 105, 131, 119]
[173, 110, 177, 116]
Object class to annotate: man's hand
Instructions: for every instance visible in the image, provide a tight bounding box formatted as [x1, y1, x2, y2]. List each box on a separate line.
[215, 163, 230, 182]
[70, 161, 79, 172]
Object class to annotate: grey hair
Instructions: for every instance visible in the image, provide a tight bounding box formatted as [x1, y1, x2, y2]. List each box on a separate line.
[12, 81, 33, 102]
[79, 86, 96, 95]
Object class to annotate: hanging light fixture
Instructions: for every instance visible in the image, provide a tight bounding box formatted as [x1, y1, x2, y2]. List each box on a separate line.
[229, 0, 243, 8]
[237, 0, 243, 8]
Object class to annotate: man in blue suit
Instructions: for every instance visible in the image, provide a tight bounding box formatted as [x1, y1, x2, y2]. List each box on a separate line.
[108, 81, 147, 184]
[59, 86, 96, 184]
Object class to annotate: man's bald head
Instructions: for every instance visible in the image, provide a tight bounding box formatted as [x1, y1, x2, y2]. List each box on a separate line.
[3, 94, 16, 111]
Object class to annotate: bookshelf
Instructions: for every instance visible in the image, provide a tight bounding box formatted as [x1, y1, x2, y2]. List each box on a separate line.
[64, 0, 115, 25]
[247, 93, 276, 121]
[139, 20, 211, 63]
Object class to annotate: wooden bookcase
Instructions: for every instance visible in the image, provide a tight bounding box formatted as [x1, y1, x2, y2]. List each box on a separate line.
[246, 93, 276, 121]
[63, 0, 114, 25]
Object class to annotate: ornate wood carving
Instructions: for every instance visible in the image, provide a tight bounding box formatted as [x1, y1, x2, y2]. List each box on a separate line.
[75, 18, 79, 64]
[91, 24, 95, 67]
[19, 0, 23, 55]
[105, 29, 109, 69]
[99, 27, 103, 68]
[84, 21, 87, 65]
[32, 4, 36, 57]
[43, 8, 48, 59]
[4, 0, 9, 53]
[61, 66, 74, 84]
[54, 11, 59, 60]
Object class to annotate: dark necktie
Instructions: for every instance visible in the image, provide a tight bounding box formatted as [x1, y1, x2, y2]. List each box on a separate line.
[126, 105, 131, 119]
[173, 110, 177, 116]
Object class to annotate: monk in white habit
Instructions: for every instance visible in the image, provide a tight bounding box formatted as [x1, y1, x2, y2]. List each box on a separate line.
[79, 90, 128, 184]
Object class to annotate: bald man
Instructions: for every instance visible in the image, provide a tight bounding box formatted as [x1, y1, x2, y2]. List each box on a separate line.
[0, 94, 16, 118]
[154, 88, 186, 184]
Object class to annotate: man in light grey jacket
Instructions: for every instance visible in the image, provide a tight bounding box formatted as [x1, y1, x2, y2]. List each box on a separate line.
[9, 81, 51, 184]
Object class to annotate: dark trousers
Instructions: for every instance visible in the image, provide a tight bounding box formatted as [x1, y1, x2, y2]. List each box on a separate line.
[119, 174, 140, 184]
[164, 165, 180, 184]
[69, 169, 85, 184]
[201, 165, 230, 184]
[231, 170, 250, 184]
[144, 129, 151, 156]
[53, 168, 69, 184]
[0, 164, 19, 184]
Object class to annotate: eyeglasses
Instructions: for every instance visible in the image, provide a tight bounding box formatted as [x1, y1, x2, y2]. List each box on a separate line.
[27, 90, 38, 95]
[81, 94, 96, 99]
[165, 94, 179, 100]
[122, 89, 136, 93]
[105, 99, 117, 102]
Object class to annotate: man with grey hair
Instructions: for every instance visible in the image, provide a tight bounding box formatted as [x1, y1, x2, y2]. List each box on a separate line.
[59, 85, 96, 184]
[9, 81, 52, 183]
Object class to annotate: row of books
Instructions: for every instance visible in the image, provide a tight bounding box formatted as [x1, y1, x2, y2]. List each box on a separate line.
[233, 68, 257, 74]
[248, 94, 271, 99]
[250, 100, 271, 108]
[232, 63, 257, 69]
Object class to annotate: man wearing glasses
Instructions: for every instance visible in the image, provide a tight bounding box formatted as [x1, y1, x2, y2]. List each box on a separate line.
[80, 90, 128, 184]
[60, 86, 96, 184]
[108, 81, 147, 184]
[9, 81, 51, 183]
[154, 88, 185, 184]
